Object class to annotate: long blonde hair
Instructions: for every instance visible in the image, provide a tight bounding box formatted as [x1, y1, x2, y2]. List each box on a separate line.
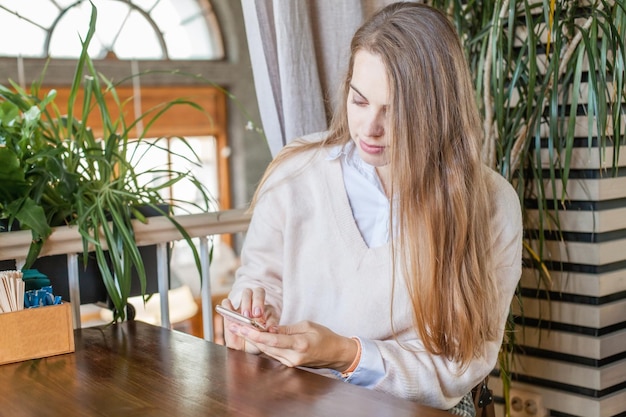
[252, 2, 497, 368]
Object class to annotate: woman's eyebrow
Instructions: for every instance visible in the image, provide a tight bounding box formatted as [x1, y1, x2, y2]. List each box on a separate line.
[349, 83, 366, 99]
[349, 83, 389, 110]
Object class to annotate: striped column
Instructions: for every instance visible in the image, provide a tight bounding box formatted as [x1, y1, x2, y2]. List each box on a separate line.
[492, 142, 626, 417]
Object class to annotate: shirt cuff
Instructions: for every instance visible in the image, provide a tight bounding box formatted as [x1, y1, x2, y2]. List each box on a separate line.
[342, 337, 385, 388]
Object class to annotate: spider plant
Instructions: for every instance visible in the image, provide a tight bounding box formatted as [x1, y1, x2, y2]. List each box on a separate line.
[429, 0, 626, 413]
[0, 4, 216, 321]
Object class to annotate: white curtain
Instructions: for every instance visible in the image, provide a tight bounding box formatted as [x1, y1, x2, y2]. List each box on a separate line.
[240, 0, 400, 157]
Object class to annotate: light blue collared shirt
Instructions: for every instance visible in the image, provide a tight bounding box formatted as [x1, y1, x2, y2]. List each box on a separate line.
[327, 141, 389, 248]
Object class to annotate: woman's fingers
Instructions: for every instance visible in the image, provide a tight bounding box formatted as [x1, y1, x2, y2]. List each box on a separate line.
[238, 287, 267, 319]
[235, 321, 355, 370]
[255, 332, 311, 367]
[261, 304, 280, 329]
[220, 298, 234, 309]
[239, 288, 253, 317]
[220, 299, 243, 349]
[251, 287, 266, 318]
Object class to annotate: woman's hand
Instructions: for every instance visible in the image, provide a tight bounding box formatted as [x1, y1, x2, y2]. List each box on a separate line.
[229, 320, 359, 372]
[221, 288, 279, 354]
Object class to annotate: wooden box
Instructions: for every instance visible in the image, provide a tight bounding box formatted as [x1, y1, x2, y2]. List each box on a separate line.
[0, 302, 75, 365]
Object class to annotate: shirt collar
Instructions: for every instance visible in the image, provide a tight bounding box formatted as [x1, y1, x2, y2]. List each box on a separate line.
[327, 141, 381, 188]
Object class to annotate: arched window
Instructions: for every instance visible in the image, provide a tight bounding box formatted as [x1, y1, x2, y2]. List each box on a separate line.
[0, 0, 224, 60]
[0, 0, 230, 211]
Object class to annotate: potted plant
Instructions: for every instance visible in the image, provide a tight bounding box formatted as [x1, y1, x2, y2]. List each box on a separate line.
[428, 0, 625, 414]
[0, 4, 215, 322]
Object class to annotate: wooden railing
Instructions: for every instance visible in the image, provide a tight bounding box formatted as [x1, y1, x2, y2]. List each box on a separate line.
[0, 209, 252, 341]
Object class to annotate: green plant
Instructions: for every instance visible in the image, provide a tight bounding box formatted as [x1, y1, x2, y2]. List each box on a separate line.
[428, 0, 625, 413]
[0, 4, 216, 321]
[0, 89, 56, 262]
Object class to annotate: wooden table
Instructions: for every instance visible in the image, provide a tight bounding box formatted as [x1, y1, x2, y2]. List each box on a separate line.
[0, 321, 451, 417]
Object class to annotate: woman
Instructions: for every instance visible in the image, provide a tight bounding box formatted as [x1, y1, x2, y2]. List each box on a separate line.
[220, 2, 522, 414]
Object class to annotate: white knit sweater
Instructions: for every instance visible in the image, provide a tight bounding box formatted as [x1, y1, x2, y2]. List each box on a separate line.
[229, 144, 523, 409]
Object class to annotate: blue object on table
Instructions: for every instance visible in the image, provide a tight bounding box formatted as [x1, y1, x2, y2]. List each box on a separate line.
[24, 285, 62, 308]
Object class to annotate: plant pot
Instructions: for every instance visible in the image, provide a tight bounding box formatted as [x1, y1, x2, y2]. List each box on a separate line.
[0, 205, 170, 310]
[13, 245, 164, 306]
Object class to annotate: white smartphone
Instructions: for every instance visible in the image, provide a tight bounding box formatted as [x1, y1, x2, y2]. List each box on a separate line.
[215, 305, 268, 331]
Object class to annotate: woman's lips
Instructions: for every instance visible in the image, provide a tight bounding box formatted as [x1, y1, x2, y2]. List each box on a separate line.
[359, 140, 385, 155]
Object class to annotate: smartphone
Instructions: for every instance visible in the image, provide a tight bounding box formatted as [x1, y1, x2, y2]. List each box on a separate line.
[215, 305, 268, 331]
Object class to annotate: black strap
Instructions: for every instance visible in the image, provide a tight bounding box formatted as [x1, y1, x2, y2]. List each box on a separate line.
[472, 377, 495, 417]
